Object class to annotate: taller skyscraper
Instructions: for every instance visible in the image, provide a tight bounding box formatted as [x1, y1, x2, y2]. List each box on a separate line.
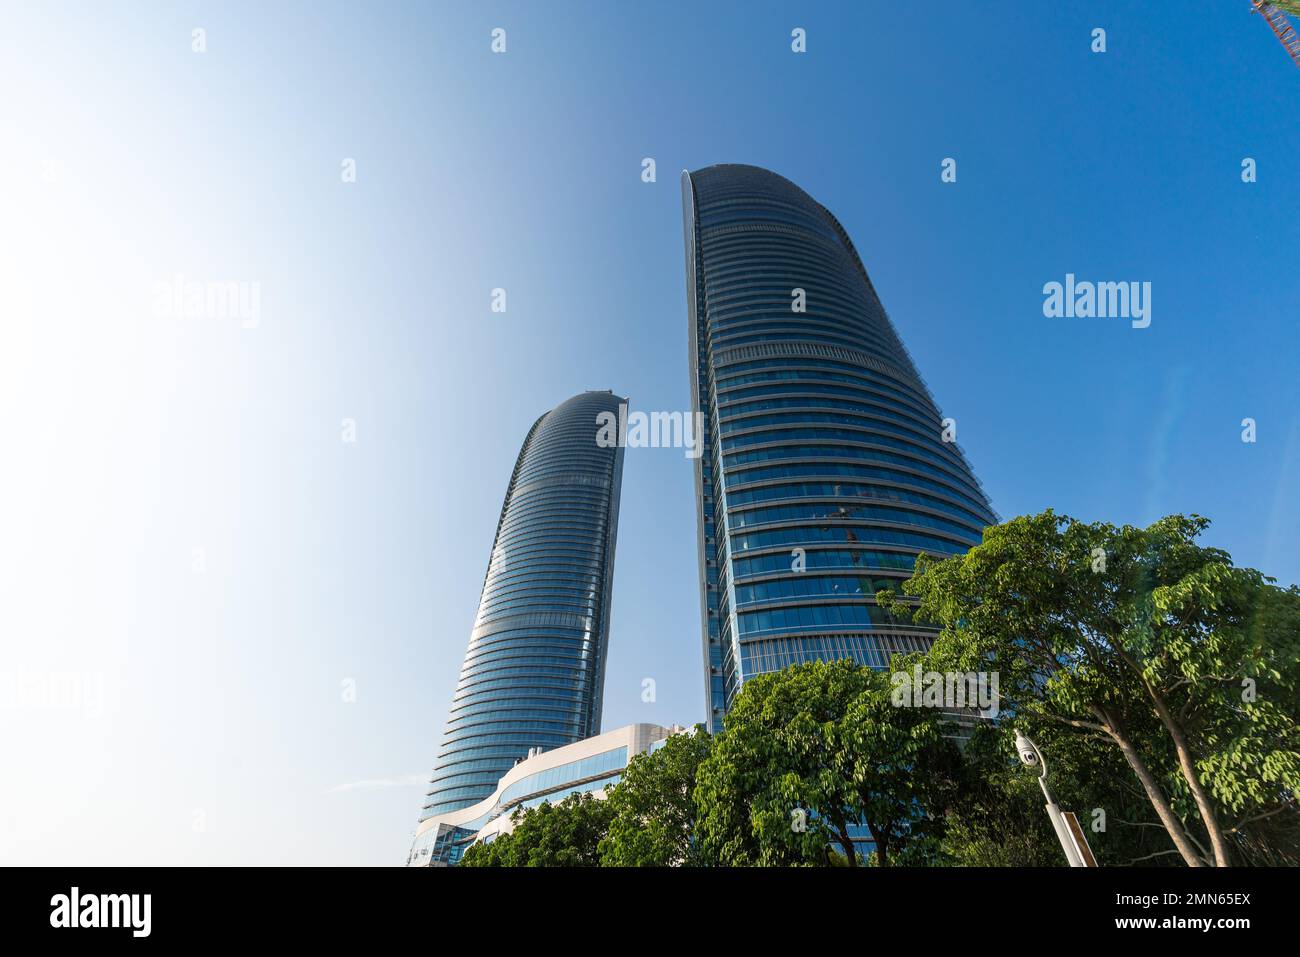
[417, 390, 627, 823]
[682, 164, 995, 732]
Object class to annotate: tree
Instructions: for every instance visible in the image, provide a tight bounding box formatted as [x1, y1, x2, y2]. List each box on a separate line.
[936, 722, 1065, 867]
[939, 720, 1189, 867]
[881, 510, 1300, 867]
[459, 791, 613, 867]
[599, 726, 713, 866]
[693, 659, 961, 866]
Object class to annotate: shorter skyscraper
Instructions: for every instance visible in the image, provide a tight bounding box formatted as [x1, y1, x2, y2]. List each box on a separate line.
[417, 391, 628, 824]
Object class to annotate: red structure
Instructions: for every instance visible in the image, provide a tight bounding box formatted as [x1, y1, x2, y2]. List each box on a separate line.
[1255, 1, 1300, 70]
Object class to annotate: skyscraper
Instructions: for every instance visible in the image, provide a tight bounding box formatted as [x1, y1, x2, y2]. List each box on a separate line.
[681, 164, 995, 732]
[417, 390, 627, 823]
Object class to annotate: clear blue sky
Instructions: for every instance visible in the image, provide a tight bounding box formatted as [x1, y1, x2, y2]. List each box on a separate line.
[1, 2, 1296, 865]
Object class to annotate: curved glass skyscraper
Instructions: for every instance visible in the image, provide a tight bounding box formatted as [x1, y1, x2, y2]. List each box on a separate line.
[682, 164, 996, 732]
[418, 390, 627, 821]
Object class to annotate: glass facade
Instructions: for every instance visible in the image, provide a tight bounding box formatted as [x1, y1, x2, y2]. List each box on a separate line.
[495, 747, 626, 807]
[407, 748, 629, 866]
[407, 724, 676, 866]
[681, 164, 996, 732]
[418, 391, 627, 821]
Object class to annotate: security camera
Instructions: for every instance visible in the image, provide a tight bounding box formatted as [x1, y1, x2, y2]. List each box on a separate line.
[1015, 730, 1041, 768]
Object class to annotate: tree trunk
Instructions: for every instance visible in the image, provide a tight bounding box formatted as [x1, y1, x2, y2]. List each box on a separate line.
[833, 816, 858, 867]
[866, 821, 889, 867]
[1094, 705, 1206, 867]
[1140, 681, 1232, 866]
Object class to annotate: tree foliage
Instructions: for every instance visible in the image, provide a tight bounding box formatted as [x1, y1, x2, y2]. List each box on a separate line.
[693, 659, 961, 866]
[599, 726, 713, 866]
[939, 719, 1194, 867]
[881, 510, 1300, 867]
[459, 791, 612, 867]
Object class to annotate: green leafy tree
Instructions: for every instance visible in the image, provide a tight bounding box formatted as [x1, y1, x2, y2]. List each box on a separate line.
[694, 659, 960, 866]
[881, 510, 1300, 867]
[940, 719, 1191, 867]
[598, 726, 713, 866]
[936, 722, 1064, 867]
[459, 791, 613, 867]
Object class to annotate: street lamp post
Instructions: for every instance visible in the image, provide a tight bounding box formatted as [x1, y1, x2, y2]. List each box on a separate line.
[1015, 730, 1095, 867]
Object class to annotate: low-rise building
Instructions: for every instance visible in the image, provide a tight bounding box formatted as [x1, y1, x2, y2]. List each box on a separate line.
[406, 723, 684, 866]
